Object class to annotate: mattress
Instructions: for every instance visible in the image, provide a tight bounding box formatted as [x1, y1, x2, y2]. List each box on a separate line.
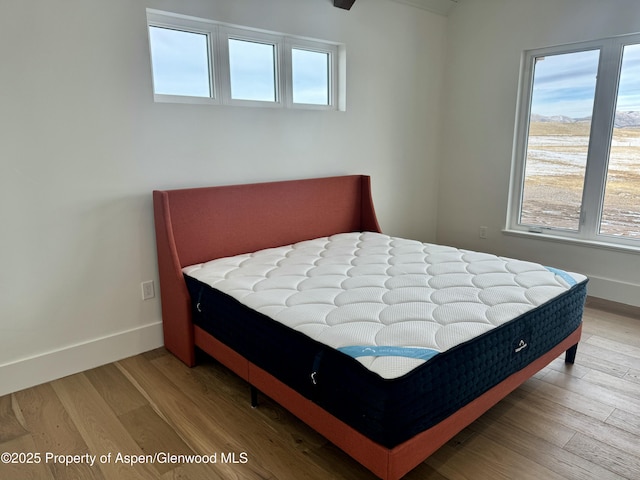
[183, 232, 587, 447]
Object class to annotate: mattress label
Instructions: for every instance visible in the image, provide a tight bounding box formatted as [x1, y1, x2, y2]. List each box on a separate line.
[337, 345, 440, 361]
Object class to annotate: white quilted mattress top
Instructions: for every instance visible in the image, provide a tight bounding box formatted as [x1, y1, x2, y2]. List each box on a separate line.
[183, 232, 587, 379]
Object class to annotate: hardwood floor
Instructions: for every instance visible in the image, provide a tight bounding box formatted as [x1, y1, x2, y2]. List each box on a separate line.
[1, 299, 639, 479]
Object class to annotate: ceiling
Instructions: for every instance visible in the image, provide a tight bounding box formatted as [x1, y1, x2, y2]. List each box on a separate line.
[335, 0, 459, 16]
[390, 0, 459, 16]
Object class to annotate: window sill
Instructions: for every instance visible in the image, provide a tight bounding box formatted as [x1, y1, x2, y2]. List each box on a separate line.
[502, 229, 640, 255]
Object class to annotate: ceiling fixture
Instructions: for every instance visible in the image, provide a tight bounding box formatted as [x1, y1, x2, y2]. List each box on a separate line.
[334, 0, 356, 10]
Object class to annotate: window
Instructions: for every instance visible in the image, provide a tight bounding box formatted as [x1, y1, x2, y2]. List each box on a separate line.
[146, 10, 343, 110]
[228, 38, 277, 102]
[509, 33, 640, 248]
[291, 48, 330, 105]
[601, 43, 640, 239]
[148, 26, 212, 98]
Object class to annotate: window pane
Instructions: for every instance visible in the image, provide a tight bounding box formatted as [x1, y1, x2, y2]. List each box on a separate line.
[600, 44, 640, 239]
[228, 39, 276, 102]
[149, 26, 211, 97]
[520, 50, 600, 230]
[292, 49, 329, 105]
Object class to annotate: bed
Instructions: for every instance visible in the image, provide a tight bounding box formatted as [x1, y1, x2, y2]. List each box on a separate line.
[153, 174, 587, 479]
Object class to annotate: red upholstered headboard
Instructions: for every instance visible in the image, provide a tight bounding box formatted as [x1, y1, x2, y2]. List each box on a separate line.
[153, 175, 381, 365]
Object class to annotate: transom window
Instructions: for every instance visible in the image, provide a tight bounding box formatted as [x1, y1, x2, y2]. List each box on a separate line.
[508, 33, 640, 249]
[292, 48, 330, 105]
[148, 26, 212, 98]
[146, 10, 343, 110]
[228, 38, 277, 102]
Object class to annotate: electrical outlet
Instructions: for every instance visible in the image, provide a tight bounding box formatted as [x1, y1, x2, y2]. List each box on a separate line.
[141, 280, 155, 300]
[479, 226, 488, 239]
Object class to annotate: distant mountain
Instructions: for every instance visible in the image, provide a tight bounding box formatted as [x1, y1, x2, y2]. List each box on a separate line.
[530, 114, 579, 123]
[613, 111, 640, 127]
[531, 111, 640, 127]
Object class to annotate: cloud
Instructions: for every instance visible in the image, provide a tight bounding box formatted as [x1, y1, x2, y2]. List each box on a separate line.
[149, 26, 211, 97]
[531, 50, 599, 118]
[531, 44, 640, 118]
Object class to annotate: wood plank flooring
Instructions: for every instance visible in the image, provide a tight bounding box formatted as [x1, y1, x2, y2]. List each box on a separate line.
[1, 299, 639, 479]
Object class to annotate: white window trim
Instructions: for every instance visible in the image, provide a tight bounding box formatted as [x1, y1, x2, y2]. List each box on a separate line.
[147, 12, 219, 104]
[285, 38, 339, 111]
[507, 33, 640, 251]
[218, 27, 285, 108]
[146, 9, 345, 111]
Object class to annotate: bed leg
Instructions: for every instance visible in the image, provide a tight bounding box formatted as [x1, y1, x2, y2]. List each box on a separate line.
[250, 385, 259, 408]
[565, 344, 578, 364]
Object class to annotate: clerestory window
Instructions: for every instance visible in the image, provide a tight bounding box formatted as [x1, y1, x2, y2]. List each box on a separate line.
[146, 10, 343, 110]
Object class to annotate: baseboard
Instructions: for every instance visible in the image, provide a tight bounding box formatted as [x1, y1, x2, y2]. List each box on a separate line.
[586, 296, 640, 318]
[585, 275, 640, 309]
[0, 321, 164, 397]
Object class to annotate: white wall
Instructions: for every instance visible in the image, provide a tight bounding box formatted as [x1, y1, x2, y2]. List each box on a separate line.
[0, 0, 446, 395]
[438, 0, 640, 307]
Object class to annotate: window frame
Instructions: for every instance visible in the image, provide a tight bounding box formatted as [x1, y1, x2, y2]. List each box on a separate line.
[219, 27, 284, 107]
[147, 14, 218, 105]
[507, 33, 640, 250]
[285, 38, 338, 110]
[146, 9, 344, 111]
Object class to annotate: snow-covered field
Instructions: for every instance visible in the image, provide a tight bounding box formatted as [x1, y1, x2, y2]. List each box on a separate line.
[522, 122, 640, 237]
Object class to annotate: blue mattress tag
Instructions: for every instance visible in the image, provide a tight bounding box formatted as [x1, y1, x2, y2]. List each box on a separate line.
[338, 345, 440, 361]
[545, 266, 578, 287]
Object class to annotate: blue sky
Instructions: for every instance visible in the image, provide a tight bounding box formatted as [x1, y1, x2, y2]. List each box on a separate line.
[228, 38, 276, 101]
[531, 44, 640, 118]
[149, 26, 329, 104]
[149, 27, 211, 97]
[617, 44, 640, 111]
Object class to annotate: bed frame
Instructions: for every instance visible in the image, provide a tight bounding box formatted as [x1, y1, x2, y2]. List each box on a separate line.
[153, 174, 581, 480]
